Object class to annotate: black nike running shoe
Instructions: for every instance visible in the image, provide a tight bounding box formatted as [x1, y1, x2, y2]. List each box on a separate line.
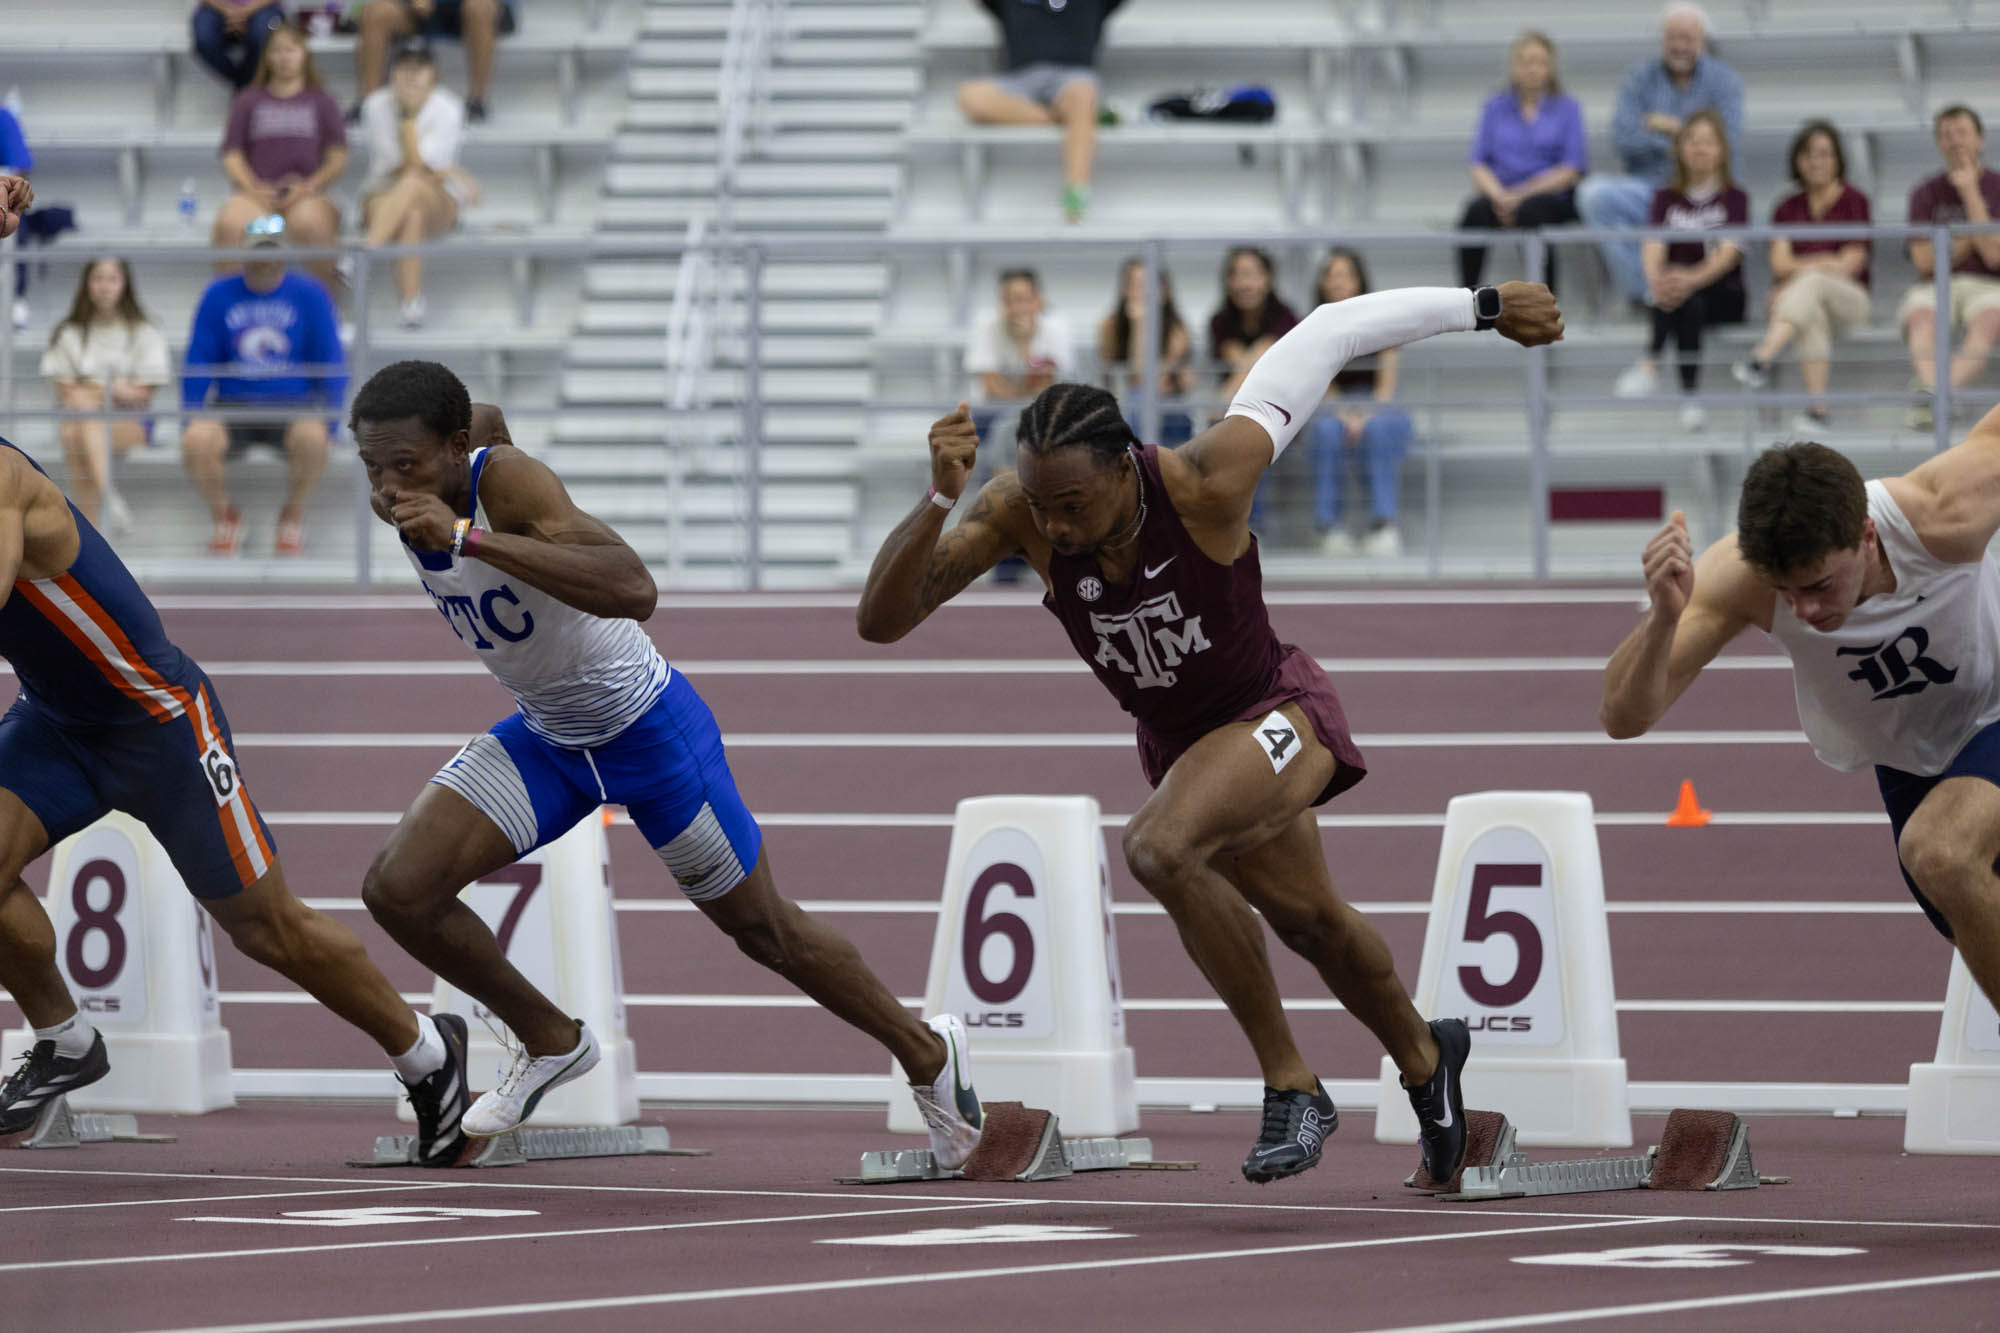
[1404, 1018, 1471, 1185]
[0, 1031, 111, 1135]
[401, 1013, 471, 1167]
[1241, 1081, 1337, 1184]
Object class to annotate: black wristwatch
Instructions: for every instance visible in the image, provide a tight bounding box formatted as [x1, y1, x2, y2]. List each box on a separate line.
[1471, 285, 1502, 331]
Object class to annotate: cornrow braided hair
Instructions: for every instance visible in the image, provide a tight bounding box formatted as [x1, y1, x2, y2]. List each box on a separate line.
[1015, 382, 1137, 468]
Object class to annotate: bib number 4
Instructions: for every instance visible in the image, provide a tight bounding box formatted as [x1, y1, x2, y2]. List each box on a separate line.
[1255, 710, 1301, 775]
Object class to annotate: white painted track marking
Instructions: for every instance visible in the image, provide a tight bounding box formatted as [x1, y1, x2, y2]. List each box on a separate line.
[117, 1217, 1670, 1332]
[0, 1183, 464, 1215]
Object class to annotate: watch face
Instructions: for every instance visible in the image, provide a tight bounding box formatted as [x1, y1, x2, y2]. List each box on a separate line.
[1478, 289, 1502, 319]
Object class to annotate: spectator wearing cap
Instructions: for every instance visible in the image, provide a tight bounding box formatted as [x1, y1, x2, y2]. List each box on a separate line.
[215, 22, 346, 294]
[190, 1, 288, 91]
[957, 0, 1127, 223]
[1456, 31, 1585, 291]
[1576, 2, 1744, 307]
[180, 217, 344, 558]
[353, 0, 517, 124]
[1900, 104, 2000, 429]
[360, 39, 478, 327]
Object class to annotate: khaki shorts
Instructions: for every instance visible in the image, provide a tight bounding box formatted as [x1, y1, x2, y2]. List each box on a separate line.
[1897, 274, 2000, 327]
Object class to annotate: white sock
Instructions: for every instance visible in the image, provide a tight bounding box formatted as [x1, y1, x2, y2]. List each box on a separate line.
[389, 1013, 448, 1084]
[34, 1014, 96, 1060]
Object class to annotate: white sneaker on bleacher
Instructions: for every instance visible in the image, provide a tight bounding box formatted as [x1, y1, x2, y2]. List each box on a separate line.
[1613, 363, 1659, 398]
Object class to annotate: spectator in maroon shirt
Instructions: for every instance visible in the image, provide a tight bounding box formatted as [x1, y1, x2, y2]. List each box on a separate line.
[214, 23, 346, 292]
[1899, 104, 2000, 429]
[1612, 110, 1747, 431]
[1731, 121, 1871, 434]
[1208, 247, 1299, 409]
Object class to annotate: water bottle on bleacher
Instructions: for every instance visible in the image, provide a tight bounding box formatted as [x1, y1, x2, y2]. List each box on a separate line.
[178, 179, 199, 231]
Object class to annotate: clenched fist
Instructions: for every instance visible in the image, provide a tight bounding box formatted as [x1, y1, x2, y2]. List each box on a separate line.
[0, 177, 32, 241]
[1493, 281, 1565, 348]
[1643, 509, 1695, 621]
[928, 401, 980, 504]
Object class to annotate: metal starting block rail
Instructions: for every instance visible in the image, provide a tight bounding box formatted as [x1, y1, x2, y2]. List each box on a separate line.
[352, 1123, 709, 1169]
[1418, 1109, 1788, 1202]
[849, 1102, 1189, 1184]
[3, 1096, 176, 1149]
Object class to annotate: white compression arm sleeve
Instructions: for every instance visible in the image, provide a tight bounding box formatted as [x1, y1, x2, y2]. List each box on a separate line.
[1224, 287, 1478, 459]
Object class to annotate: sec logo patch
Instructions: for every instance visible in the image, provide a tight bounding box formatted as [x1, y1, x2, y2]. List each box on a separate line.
[1076, 577, 1103, 603]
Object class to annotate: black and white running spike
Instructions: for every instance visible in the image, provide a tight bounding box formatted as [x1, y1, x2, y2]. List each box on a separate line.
[402, 1013, 472, 1167]
[0, 1033, 111, 1136]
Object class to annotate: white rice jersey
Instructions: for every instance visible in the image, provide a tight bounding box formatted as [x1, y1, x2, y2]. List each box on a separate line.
[1768, 480, 2000, 775]
[404, 447, 669, 747]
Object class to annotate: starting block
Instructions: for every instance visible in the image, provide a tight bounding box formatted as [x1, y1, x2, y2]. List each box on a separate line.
[352, 1123, 707, 1169]
[849, 1102, 1186, 1184]
[1, 1096, 176, 1149]
[1414, 1108, 1788, 1202]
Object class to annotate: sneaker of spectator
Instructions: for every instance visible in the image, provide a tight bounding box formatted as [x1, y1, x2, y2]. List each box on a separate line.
[354, 0, 517, 117]
[957, 0, 1123, 223]
[1899, 105, 2000, 405]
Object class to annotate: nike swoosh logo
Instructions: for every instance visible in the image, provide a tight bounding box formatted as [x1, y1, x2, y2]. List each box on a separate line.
[1433, 1067, 1454, 1130]
[1260, 400, 1293, 427]
[950, 1030, 982, 1127]
[1143, 557, 1176, 579]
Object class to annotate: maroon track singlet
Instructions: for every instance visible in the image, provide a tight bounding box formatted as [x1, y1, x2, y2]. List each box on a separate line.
[1042, 445, 1367, 803]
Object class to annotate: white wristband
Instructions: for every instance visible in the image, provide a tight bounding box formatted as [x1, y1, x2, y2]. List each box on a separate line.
[926, 486, 957, 512]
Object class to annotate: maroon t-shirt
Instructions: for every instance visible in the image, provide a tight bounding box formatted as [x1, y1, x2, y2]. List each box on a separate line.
[1650, 183, 1750, 300]
[1773, 185, 1872, 289]
[1907, 169, 2000, 277]
[1207, 300, 1299, 373]
[222, 86, 346, 185]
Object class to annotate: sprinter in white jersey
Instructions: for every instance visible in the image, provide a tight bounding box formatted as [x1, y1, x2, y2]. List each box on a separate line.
[1602, 422, 2000, 1014]
[348, 361, 983, 1160]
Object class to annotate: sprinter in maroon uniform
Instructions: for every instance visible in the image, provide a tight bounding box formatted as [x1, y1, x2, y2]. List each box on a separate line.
[859, 280, 1563, 1187]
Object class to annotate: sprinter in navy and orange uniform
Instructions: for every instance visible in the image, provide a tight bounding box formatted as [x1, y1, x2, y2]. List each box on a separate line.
[0, 435, 471, 1162]
[860, 280, 1564, 1189]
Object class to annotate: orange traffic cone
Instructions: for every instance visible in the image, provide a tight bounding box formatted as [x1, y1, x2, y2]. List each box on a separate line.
[601, 806, 616, 828]
[1666, 780, 1711, 828]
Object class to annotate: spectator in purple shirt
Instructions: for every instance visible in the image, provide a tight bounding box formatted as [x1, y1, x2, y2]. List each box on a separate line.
[1612, 110, 1747, 431]
[1899, 105, 2000, 429]
[1731, 121, 1872, 435]
[1457, 32, 1585, 291]
[214, 23, 347, 292]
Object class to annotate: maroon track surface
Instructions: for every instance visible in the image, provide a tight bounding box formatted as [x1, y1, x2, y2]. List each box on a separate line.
[0, 587, 1986, 1330]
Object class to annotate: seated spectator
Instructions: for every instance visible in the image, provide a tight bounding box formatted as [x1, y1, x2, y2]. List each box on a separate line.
[1731, 121, 1871, 435]
[353, 0, 517, 123]
[1612, 110, 1747, 431]
[1209, 247, 1299, 404]
[1899, 104, 2000, 429]
[180, 218, 344, 557]
[1577, 3, 1743, 308]
[966, 267, 1073, 418]
[1098, 256, 1194, 446]
[361, 40, 478, 328]
[1309, 249, 1414, 558]
[214, 23, 346, 294]
[957, 0, 1126, 223]
[40, 259, 170, 531]
[1458, 31, 1584, 292]
[190, 1, 287, 91]
[0, 102, 31, 330]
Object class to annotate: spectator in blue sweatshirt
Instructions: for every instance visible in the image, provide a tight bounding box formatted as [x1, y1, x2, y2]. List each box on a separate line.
[180, 217, 344, 557]
[1576, 3, 1744, 306]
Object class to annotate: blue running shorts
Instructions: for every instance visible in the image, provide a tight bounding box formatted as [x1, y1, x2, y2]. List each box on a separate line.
[431, 669, 762, 902]
[1875, 715, 2000, 941]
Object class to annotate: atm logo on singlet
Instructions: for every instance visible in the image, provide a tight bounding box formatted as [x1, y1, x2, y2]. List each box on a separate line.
[1088, 591, 1210, 690]
[1838, 624, 1958, 701]
[424, 585, 536, 650]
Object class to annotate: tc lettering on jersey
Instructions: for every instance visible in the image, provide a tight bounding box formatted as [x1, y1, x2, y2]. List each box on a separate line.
[425, 584, 537, 651]
[1088, 591, 1211, 689]
[1837, 624, 1958, 700]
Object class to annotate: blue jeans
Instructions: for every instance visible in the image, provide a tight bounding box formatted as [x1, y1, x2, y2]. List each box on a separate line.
[1312, 405, 1412, 528]
[1575, 174, 1657, 304]
[190, 2, 286, 91]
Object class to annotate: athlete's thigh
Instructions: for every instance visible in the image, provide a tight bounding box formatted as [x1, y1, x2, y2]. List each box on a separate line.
[382, 715, 595, 894]
[0, 702, 93, 882]
[1140, 701, 1336, 861]
[1210, 806, 1342, 925]
[1901, 775, 2000, 873]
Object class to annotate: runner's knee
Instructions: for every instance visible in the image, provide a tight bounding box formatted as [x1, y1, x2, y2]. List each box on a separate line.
[1897, 824, 1986, 913]
[1122, 814, 1196, 894]
[722, 901, 800, 973]
[361, 855, 438, 928]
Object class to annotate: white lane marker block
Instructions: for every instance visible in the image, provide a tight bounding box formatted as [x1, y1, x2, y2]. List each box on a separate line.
[399, 813, 638, 1128]
[888, 796, 1138, 1139]
[1906, 952, 2000, 1153]
[1376, 791, 1631, 1148]
[2, 813, 233, 1114]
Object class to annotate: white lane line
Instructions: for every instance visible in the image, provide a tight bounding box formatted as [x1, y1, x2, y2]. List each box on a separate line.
[120, 1218, 1669, 1332]
[0, 1200, 1033, 1275]
[1353, 1265, 2000, 1333]
[145, 589, 1655, 613]
[253, 810, 1889, 830]
[227, 729, 1811, 750]
[0, 1184, 463, 1216]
